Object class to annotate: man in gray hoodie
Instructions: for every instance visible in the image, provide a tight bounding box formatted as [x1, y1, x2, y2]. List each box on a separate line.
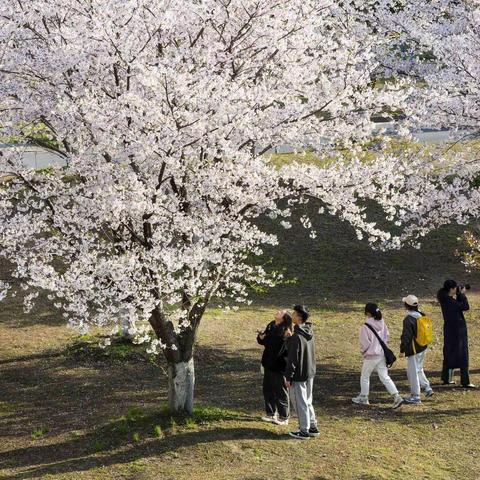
[284, 305, 319, 440]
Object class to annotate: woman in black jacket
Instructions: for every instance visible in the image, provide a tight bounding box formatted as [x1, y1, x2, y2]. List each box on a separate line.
[437, 279, 475, 388]
[257, 310, 293, 425]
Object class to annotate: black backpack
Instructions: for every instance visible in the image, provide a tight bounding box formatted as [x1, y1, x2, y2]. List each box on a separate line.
[364, 323, 397, 368]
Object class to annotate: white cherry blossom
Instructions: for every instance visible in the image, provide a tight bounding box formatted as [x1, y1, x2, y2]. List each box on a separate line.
[0, 0, 422, 412]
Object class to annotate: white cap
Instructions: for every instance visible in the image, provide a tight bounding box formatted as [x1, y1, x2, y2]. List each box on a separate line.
[402, 294, 419, 307]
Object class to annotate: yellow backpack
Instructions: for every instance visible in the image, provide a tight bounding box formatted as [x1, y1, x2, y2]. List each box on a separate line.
[415, 315, 433, 347]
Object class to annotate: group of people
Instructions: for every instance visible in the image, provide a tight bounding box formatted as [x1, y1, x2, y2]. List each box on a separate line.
[256, 279, 476, 440]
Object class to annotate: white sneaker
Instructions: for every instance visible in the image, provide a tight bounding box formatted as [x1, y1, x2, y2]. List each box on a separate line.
[392, 395, 404, 409]
[404, 395, 421, 405]
[352, 395, 369, 405]
[274, 418, 289, 426]
[261, 415, 277, 423]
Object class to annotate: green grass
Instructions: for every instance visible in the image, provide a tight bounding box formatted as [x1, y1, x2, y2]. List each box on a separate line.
[91, 440, 108, 453]
[266, 138, 480, 169]
[1, 153, 479, 479]
[192, 406, 234, 424]
[31, 427, 50, 439]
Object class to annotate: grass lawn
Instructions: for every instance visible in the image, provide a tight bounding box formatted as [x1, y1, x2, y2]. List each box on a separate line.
[1, 202, 480, 479]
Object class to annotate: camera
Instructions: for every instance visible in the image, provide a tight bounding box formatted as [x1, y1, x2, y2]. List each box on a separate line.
[456, 283, 471, 295]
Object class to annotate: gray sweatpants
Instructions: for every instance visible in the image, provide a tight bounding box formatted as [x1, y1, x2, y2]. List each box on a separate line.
[292, 378, 317, 433]
[407, 350, 431, 396]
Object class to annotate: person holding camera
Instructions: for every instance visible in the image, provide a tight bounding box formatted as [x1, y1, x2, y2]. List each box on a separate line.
[437, 279, 476, 388]
[257, 310, 293, 425]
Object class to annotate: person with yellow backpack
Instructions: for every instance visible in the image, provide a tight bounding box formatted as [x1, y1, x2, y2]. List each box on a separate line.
[399, 295, 434, 404]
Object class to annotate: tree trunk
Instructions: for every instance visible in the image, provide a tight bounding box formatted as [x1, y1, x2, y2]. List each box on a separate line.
[149, 303, 206, 415]
[167, 357, 195, 415]
[119, 306, 132, 339]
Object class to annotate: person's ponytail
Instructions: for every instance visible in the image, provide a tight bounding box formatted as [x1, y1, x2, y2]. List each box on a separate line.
[280, 312, 293, 335]
[437, 288, 447, 302]
[365, 302, 382, 321]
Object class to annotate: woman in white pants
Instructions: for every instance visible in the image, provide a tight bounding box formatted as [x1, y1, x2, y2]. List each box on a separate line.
[352, 303, 404, 409]
[400, 295, 433, 404]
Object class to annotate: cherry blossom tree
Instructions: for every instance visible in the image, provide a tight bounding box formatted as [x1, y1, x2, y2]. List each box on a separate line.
[356, 0, 480, 250]
[381, 0, 480, 134]
[0, 0, 415, 413]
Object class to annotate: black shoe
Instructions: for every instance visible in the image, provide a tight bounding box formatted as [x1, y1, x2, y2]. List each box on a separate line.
[462, 383, 476, 389]
[288, 430, 310, 440]
[308, 426, 320, 437]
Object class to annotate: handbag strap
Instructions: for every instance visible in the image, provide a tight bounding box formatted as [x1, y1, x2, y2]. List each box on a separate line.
[364, 323, 387, 350]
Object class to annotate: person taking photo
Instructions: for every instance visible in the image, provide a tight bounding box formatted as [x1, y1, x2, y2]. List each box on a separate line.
[437, 280, 476, 388]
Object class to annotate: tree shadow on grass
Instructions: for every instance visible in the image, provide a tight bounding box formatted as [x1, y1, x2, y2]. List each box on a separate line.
[1, 341, 479, 479]
[0, 350, 63, 365]
[0, 425, 281, 479]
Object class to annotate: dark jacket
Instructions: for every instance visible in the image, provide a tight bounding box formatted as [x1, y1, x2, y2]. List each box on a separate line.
[284, 322, 316, 382]
[257, 321, 288, 373]
[439, 293, 470, 369]
[400, 312, 428, 357]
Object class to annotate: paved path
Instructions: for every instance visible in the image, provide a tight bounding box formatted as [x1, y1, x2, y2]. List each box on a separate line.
[0, 143, 66, 170]
[0, 128, 460, 170]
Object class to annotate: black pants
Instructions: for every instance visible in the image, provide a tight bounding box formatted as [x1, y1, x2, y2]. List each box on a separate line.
[263, 368, 289, 419]
[441, 360, 470, 386]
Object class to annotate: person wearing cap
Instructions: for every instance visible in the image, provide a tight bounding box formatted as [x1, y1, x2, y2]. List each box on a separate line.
[400, 295, 434, 404]
[284, 305, 319, 440]
[437, 280, 475, 388]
